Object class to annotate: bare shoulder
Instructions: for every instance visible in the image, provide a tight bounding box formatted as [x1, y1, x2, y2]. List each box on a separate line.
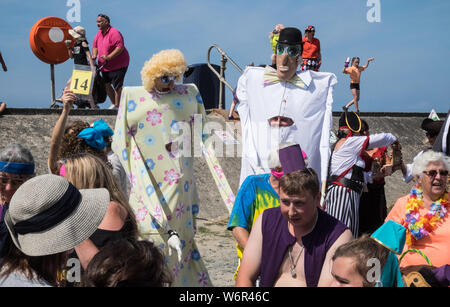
[98, 200, 127, 230]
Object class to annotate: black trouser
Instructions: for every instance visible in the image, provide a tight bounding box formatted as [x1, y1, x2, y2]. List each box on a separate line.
[358, 183, 387, 236]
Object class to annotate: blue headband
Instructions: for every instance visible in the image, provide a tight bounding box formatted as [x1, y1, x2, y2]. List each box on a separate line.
[0, 161, 35, 175]
[77, 119, 114, 150]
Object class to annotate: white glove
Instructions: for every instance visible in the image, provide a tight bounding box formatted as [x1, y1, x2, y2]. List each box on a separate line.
[167, 230, 182, 263]
[320, 193, 326, 210]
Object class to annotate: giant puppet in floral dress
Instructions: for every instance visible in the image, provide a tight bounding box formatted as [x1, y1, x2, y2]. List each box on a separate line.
[112, 49, 234, 286]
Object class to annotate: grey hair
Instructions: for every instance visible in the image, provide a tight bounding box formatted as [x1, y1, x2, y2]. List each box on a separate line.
[0, 144, 35, 164]
[412, 150, 450, 178]
[267, 142, 309, 170]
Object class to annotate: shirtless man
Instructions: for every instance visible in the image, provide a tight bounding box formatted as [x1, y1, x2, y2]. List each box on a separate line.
[236, 144, 353, 287]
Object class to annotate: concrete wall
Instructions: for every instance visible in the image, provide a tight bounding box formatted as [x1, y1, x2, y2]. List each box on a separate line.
[1, 109, 444, 221]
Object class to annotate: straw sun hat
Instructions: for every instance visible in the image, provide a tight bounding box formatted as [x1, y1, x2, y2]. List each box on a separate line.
[4, 174, 110, 256]
[68, 26, 86, 40]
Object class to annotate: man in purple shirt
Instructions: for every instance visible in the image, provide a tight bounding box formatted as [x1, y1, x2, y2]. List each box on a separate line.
[92, 14, 130, 108]
[236, 144, 352, 287]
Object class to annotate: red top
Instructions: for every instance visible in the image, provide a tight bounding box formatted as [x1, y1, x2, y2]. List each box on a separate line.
[93, 26, 130, 71]
[361, 146, 387, 184]
[301, 37, 321, 59]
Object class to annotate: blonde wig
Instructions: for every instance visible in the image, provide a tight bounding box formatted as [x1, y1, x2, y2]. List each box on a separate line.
[63, 153, 139, 239]
[141, 49, 187, 91]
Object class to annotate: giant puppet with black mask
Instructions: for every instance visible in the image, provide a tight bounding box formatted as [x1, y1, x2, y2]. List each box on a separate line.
[235, 27, 337, 204]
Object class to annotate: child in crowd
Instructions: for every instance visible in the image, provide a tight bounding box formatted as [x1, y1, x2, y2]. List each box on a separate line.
[48, 85, 128, 196]
[331, 235, 389, 287]
[342, 57, 374, 113]
[269, 24, 285, 64]
[331, 220, 406, 287]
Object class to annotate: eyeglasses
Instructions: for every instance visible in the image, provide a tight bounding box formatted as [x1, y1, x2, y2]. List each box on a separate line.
[423, 169, 449, 178]
[0, 175, 29, 189]
[276, 44, 300, 57]
[160, 76, 177, 84]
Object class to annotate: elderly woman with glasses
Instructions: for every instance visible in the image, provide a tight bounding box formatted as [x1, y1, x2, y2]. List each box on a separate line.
[386, 150, 449, 268]
[0, 144, 35, 257]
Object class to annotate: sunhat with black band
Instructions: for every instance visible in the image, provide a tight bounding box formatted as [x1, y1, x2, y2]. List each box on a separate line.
[68, 26, 86, 41]
[4, 174, 110, 256]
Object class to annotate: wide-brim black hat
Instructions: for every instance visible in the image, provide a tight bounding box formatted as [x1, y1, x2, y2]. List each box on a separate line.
[339, 111, 362, 133]
[421, 118, 444, 136]
[277, 27, 302, 45]
[432, 109, 450, 155]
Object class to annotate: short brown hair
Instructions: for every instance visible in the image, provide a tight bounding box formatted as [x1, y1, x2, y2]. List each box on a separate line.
[81, 239, 173, 287]
[332, 235, 390, 287]
[279, 168, 320, 197]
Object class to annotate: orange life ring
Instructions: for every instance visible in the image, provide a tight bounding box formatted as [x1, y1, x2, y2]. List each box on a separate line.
[29, 17, 73, 65]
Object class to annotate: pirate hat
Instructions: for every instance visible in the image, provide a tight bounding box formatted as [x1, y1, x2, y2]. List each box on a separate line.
[339, 111, 362, 133]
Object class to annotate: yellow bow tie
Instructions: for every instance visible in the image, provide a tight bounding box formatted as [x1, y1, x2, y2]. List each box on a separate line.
[263, 66, 307, 89]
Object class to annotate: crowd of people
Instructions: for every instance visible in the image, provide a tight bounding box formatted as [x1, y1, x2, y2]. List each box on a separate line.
[0, 19, 449, 288]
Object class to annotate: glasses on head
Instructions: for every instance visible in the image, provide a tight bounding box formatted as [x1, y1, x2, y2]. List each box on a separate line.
[159, 75, 177, 84]
[0, 175, 29, 189]
[276, 44, 300, 57]
[423, 169, 449, 178]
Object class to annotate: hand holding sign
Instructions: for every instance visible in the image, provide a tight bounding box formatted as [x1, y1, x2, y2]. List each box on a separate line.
[70, 65, 94, 96]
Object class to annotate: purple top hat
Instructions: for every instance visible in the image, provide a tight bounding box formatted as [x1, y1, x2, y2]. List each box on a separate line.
[279, 144, 306, 175]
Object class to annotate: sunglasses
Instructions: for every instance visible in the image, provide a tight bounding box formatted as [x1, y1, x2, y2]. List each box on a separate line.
[160, 75, 177, 84]
[423, 169, 449, 178]
[0, 175, 30, 189]
[276, 44, 300, 57]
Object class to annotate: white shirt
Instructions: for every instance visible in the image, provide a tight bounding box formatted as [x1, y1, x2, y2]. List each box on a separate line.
[329, 133, 397, 180]
[403, 150, 424, 183]
[236, 66, 337, 185]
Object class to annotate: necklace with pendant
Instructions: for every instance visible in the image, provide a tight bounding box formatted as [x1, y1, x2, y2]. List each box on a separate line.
[288, 243, 304, 278]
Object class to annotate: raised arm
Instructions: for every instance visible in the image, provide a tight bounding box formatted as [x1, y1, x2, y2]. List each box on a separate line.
[367, 133, 397, 150]
[0, 51, 7, 72]
[362, 57, 374, 69]
[65, 40, 74, 59]
[235, 212, 264, 287]
[48, 83, 75, 174]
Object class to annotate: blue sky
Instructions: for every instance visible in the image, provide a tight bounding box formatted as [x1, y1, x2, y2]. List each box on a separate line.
[0, 0, 449, 112]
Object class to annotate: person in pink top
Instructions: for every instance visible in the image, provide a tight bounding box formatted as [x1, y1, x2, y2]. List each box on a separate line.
[92, 14, 130, 109]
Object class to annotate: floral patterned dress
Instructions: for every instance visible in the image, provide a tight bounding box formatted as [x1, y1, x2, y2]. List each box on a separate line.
[112, 84, 231, 286]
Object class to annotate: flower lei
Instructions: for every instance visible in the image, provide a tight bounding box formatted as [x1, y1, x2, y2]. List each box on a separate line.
[403, 185, 449, 246]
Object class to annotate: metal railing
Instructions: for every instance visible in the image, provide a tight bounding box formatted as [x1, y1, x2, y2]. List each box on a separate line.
[206, 44, 243, 109]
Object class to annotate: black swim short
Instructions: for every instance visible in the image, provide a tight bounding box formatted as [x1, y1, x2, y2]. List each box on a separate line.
[350, 83, 360, 90]
[102, 66, 128, 90]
